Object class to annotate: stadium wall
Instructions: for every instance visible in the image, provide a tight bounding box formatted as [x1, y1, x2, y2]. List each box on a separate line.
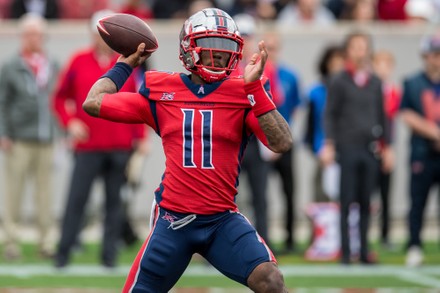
[0, 20, 438, 239]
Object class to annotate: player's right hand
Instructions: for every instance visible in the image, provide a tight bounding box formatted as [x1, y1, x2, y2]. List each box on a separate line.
[0, 136, 12, 152]
[319, 142, 335, 166]
[118, 43, 151, 68]
[67, 119, 89, 142]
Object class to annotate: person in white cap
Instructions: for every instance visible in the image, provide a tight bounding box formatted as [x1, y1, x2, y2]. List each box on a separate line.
[405, 0, 439, 23]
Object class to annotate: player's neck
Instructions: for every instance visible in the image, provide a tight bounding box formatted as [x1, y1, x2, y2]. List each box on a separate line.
[190, 73, 206, 85]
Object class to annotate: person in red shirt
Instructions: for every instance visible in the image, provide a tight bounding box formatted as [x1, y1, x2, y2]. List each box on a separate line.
[52, 10, 147, 268]
[377, 0, 407, 21]
[118, 0, 153, 20]
[83, 8, 292, 293]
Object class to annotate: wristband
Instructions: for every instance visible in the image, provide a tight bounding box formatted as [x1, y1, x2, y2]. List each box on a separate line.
[244, 79, 276, 117]
[101, 62, 133, 91]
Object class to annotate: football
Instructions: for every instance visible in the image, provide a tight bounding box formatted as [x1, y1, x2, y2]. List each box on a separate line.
[97, 13, 158, 57]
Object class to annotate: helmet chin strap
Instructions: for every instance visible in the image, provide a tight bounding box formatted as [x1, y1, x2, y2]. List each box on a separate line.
[199, 67, 227, 83]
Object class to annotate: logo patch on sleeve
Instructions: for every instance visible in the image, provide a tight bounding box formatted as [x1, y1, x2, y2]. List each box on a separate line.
[247, 94, 256, 106]
[160, 92, 175, 101]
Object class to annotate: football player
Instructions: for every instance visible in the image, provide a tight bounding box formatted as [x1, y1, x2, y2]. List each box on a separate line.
[83, 8, 292, 293]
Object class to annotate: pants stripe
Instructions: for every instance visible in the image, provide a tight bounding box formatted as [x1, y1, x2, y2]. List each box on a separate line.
[123, 204, 160, 293]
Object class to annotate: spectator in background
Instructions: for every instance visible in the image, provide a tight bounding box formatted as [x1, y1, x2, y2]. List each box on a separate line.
[305, 44, 345, 202]
[228, 0, 278, 20]
[0, 13, 59, 260]
[372, 49, 401, 250]
[58, 0, 108, 19]
[118, 0, 153, 20]
[227, 0, 258, 17]
[10, 0, 59, 19]
[377, 0, 407, 21]
[325, 0, 352, 19]
[120, 129, 150, 247]
[120, 58, 152, 247]
[264, 31, 301, 253]
[187, 0, 214, 16]
[400, 33, 440, 267]
[152, 0, 191, 19]
[277, 0, 335, 26]
[322, 31, 388, 265]
[0, 0, 12, 18]
[404, 0, 438, 23]
[232, 13, 272, 245]
[52, 10, 147, 268]
[256, 0, 279, 20]
[341, 0, 377, 22]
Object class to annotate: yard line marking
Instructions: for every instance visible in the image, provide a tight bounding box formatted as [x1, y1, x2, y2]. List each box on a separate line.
[1, 264, 440, 279]
[396, 270, 440, 288]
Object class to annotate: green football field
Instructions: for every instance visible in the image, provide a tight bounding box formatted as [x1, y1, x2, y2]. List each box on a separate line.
[0, 241, 439, 292]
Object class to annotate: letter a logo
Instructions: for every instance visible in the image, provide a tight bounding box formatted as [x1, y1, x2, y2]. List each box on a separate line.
[247, 94, 256, 106]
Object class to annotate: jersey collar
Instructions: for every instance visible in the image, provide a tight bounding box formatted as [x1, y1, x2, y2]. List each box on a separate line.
[180, 73, 224, 98]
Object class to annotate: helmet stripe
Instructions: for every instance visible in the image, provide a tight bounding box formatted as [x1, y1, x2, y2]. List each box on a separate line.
[212, 9, 227, 29]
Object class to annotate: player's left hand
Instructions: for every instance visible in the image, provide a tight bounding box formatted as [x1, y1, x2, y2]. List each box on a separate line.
[243, 41, 268, 84]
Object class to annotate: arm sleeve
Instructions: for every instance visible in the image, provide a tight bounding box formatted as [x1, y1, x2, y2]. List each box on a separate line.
[0, 63, 10, 137]
[324, 76, 342, 141]
[100, 92, 157, 132]
[288, 72, 302, 111]
[377, 80, 390, 145]
[399, 78, 413, 111]
[52, 59, 76, 128]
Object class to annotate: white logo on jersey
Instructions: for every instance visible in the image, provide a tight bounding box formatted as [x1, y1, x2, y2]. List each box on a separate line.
[247, 94, 256, 106]
[197, 86, 205, 95]
[160, 92, 175, 100]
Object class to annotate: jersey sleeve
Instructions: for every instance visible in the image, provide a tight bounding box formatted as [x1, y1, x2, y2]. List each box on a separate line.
[100, 92, 158, 132]
[400, 77, 415, 111]
[245, 110, 269, 147]
[52, 56, 77, 128]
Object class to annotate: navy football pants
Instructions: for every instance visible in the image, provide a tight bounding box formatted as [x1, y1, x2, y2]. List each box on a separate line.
[123, 205, 276, 293]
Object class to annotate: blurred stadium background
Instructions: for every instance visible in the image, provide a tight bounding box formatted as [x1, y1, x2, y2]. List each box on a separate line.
[0, 8, 440, 292]
[0, 18, 438, 246]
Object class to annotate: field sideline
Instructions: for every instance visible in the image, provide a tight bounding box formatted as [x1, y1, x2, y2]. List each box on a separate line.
[1, 263, 440, 289]
[1, 242, 439, 291]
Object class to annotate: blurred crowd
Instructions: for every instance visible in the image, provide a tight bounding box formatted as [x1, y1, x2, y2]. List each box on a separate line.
[0, 0, 440, 271]
[0, 0, 440, 23]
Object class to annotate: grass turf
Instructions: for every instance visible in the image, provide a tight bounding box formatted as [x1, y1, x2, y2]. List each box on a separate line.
[0, 241, 439, 289]
[3, 241, 440, 265]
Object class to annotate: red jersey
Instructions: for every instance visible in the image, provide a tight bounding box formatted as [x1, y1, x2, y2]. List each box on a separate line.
[53, 48, 146, 151]
[100, 71, 271, 214]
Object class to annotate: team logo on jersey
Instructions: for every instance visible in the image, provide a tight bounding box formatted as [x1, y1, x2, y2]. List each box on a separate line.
[197, 86, 205, 95]
[160, 92, 175, 100]
[247, 94, 256, 106]
[162, 212, 178, 223]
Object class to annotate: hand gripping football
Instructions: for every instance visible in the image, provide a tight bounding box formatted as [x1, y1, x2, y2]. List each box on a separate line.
[97, 13, 158, 57]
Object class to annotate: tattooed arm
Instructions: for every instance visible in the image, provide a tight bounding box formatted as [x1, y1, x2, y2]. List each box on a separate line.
[244, 41, 293, 153]
[83, 79, 117, 117]
[83, 43, 150, 117]
[257, 110, 292, 153]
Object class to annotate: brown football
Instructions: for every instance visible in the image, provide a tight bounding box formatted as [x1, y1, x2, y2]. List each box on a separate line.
[97, 13, 158, 57]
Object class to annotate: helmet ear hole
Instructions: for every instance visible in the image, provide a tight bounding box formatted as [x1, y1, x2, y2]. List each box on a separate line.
[184, 52, 194, 68]
[181, 50, 197, 69]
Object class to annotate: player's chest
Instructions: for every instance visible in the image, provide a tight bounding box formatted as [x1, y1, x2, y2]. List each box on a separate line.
[156, 103, 246, 144]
